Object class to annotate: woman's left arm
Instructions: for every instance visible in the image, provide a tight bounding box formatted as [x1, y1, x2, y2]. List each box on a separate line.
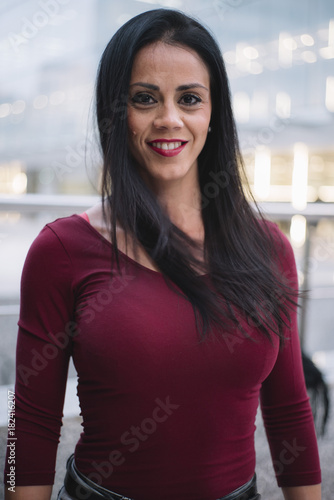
[282, 484, 321, 500]
[260, 223, 321, 491]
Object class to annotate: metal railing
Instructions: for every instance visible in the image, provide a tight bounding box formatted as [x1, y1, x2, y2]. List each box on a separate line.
[0, 193, 100, 213]
[1, 194, 334, 219]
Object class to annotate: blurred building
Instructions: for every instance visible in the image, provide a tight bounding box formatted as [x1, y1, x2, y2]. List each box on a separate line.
[0, 0, 334, 375]
[0, 0, 333, 199]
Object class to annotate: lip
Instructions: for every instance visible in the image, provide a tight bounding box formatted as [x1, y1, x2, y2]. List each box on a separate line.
[147, 139, 188, 157]
[149, 138, 186, 143]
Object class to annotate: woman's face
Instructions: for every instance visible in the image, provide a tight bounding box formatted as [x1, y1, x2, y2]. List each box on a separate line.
[127, 42, 212, 190]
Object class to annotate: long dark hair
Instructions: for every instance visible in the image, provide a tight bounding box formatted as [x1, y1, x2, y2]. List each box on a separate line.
[95, 8, 297, 344]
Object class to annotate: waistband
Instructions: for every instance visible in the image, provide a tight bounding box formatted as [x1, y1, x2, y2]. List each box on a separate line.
[62, 454, 260, 500]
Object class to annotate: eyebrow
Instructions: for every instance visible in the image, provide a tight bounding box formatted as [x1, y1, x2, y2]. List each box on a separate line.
[129, 82, 209, 92]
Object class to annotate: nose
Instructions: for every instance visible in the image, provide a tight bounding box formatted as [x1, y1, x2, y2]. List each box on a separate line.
[153, 101, 183, 129]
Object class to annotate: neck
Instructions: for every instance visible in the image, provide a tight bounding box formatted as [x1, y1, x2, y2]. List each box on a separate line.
[155, 181, 204, 242]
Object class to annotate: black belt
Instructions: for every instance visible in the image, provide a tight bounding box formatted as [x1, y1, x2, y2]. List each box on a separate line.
[217, 474, 260, 500]
[64, 455, 132, 499]
[63, 454, 260, 500]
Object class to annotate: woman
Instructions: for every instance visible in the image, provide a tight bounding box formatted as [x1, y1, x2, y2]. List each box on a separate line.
[4, 9, 321, 500]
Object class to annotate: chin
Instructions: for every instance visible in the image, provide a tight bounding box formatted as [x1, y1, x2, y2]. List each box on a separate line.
[153, 171, 191, 183]
[139, 165, 191, 183]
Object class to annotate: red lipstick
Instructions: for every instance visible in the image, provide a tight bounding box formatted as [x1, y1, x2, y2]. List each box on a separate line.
[147, 139, 188, 157]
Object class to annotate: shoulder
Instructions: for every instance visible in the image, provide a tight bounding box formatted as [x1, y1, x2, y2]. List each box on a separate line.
[19, 217, 81, 332]
[20, 216, 82, 302]
[46, 213, 87, 243]
[24, 214, 87, 273]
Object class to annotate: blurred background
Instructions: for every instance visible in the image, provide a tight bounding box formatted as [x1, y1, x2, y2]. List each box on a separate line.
[2, 0, 333, 377]
[0, 0, 334, 492]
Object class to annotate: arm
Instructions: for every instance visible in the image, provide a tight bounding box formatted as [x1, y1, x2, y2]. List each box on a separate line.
[3, 225, 74, 490]
[5, 485, 52, 500]
[282, 484, 321, 500]
[260, 224, 321, 490]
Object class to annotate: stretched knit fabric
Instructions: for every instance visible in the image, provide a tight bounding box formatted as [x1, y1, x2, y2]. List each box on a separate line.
[4, 215, 321, 500]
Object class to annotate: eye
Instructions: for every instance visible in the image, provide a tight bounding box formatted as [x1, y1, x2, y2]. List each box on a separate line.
[179, 94, 202, 106]
[130, 93, 156, 105]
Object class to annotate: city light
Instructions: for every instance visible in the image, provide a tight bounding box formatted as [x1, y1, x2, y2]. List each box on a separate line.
[319, 186, 334, 202]
[0, 103, 11, 118]
[290, 214, 307, 248]
[12, 173, 27, 195]
[254, 147, 271, 199]
[292, 143, 309, 210]
[301, 51, 317, 63]
[233, 92, 250, 123]
[325, 77, 334, 112]
[279, 32, 293, 67]
[11, 100, 26, 114]
[300, 34, 314, 46]
[329, 18, 334, 46]
[0, 162, 27, 194]
[276, 92, 291, 118]
[243, 46, 259, 59]
[319, 19, 334, 59]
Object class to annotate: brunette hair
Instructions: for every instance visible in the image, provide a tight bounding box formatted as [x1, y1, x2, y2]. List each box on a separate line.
[95, 8, 297, 343]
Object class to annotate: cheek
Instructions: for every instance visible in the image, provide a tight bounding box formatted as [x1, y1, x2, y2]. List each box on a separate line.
[127, 108, 149, 137]
[127, 110, 137, 136]
[195, 115, 211, 140]
[127, 117, 146, 162]
[127, 114, 141, 156]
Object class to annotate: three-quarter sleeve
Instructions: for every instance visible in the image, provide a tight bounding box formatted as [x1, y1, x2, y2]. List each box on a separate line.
[260, 226, 321, 486]
[4, 225, 75, 486]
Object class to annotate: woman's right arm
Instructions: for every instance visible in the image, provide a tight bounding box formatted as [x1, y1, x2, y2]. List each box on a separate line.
[5, 485, 52, 500]
[3, 224, 75, 494]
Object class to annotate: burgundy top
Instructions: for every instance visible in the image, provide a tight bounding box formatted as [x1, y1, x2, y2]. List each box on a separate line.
[5, 215, 321, 499]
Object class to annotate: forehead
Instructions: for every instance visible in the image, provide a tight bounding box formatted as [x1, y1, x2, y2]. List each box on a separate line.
[130, 42, 210, 87]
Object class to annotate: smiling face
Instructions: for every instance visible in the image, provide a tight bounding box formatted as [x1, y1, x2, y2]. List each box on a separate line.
[127, 42, 212, 191]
